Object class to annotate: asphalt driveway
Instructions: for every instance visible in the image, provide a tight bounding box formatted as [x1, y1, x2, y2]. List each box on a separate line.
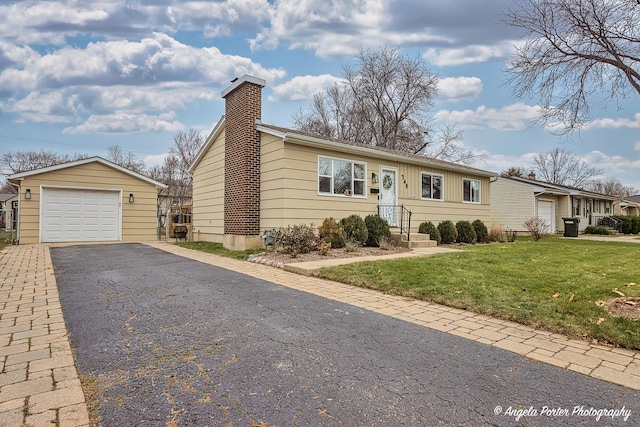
[51, 243, 640, 426]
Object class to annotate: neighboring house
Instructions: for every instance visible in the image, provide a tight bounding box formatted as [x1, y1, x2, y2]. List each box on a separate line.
[190, 75, 496, 250]
[0, 193, 18, 230]
[614, 196, 640, 217]
[8, 157, 166, 244]
[491, 175, 618, 234]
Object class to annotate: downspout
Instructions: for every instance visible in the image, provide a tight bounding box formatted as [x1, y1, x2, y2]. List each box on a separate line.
[8, 180, 20, 245]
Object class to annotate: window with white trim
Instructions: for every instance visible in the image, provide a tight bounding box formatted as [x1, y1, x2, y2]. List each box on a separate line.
[463, 179, 480, 203]
[421, 172, 443, 200]
[573, 197, 581, 216]
[318, 156, 366, 197]
[604, 201, 611, 214]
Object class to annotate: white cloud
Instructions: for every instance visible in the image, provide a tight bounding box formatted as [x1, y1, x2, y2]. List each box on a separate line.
[0, 33, 286, 132]
[582, 150, 640, 177]
[144, 153, 169, 168]
[423, 42, 516, 66]
[64, 112, 183, 134]
[585, 113, 640, 130]
[249, 0, 448, 57]
[435, 103, 539, 131]
[0, 33, 285, 92]
[269, 74, 344, 101]
[438, 77, 482, 102]
[481, 151, 537, 175]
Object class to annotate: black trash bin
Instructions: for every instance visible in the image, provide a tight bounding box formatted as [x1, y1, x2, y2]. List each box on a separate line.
[562, 217, 580, 237]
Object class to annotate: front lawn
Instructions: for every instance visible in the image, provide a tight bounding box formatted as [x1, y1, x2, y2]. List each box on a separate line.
[316, 237, 640, 350]
[176, 241, 263, 260]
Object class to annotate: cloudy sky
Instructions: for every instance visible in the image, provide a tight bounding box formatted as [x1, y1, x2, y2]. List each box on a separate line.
[0, 0, 638, 188]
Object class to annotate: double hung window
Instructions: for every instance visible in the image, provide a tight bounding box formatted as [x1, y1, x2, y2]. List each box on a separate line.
[421, 173, 443, 200]
[463, 179, 480, 203]
[318, 156, 366, 197]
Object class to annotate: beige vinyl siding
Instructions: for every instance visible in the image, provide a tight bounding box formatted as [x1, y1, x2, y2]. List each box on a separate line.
[490, 177, 534, 232]
[260, 132, 286, 229]
[192, 129, 226, 242]
[17, 162, 158, 244]
[260, 140, 492, 232]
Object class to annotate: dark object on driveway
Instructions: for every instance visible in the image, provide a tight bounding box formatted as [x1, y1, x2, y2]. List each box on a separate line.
[562, 217, 580, 237]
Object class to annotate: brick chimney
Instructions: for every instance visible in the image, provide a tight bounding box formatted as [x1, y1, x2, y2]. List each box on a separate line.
[528, 171, 536, 180]
[221, 75, 266, 250]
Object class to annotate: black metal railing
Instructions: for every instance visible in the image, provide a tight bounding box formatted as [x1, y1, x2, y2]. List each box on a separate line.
[598, 215, 622, 232]
[377, 204, 412, 241]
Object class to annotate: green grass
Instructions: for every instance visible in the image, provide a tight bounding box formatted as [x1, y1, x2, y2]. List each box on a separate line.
[316, 236, 640, 350]
[175, 241, 264, 260]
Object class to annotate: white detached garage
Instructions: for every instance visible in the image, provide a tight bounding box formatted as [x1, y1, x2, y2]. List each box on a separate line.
[8, 157, 166, 244]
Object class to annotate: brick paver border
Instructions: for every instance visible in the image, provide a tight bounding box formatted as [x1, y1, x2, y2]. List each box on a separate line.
[0, 245, 89, 427]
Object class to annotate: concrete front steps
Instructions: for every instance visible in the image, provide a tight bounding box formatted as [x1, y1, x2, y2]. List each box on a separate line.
[389, 229, 437, 249]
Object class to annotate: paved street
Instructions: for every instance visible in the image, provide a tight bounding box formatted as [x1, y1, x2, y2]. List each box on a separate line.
[50, 243, 640, 426]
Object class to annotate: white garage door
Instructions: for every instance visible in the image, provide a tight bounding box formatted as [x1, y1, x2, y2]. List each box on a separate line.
[537, 200, 554, 233]
[41, 188, 120, 242]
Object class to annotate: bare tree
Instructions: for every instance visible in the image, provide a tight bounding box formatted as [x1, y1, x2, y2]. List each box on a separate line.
[0, 150, 88, 174]
[504, 0, 640, 134]
[148, 129, 204, 204]
[105, 145, 146, 174]
[501, 166, 527, 177]
[0, 180, 17, 193]
[533, 148, 603, 187]
[293, 47, 483, 164]
[585, 176, 636, 196]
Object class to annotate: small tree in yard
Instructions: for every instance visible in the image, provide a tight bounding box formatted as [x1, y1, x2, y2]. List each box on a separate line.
[523, 217, 550, 242]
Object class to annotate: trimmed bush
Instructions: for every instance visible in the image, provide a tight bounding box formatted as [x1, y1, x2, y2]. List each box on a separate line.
[632, 216, 640, 234]
[340, 215, 368, 246]
[364, 214, 391, 247]
[584, 226, 611, 235]
[456, 220, 476, 244]
[437, 220, 458, 244]
[318, 217, 346, 248]
[472, 220, 488, 243]
[418, 221, 441, 244]
[273, 224, 317, 257]
[614, 215, 633, 234]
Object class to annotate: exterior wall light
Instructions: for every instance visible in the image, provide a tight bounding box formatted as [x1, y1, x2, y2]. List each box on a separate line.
[371, 172, 378, 184]
[129, 193, 135, 203]
[25, 189, 31, 200]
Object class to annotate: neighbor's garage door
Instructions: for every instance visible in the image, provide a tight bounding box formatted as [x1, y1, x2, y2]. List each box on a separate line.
[537, 200, 554, 233]
[41, 188, 120, 242]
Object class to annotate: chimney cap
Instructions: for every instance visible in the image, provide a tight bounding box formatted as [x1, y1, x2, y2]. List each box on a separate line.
[222, 75, 266, 98]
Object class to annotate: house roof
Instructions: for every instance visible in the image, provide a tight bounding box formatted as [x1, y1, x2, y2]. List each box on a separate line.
[190, 116, 497, 177]
[0, 193, 17, 202]
[8, 156, 167, 189]
[256, 124, 496, 177]
[500, 175, 618, 200]
[628, 194, 640, 203]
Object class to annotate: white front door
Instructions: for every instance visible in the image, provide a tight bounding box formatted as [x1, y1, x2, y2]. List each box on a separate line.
[379, 167, 398, 226]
